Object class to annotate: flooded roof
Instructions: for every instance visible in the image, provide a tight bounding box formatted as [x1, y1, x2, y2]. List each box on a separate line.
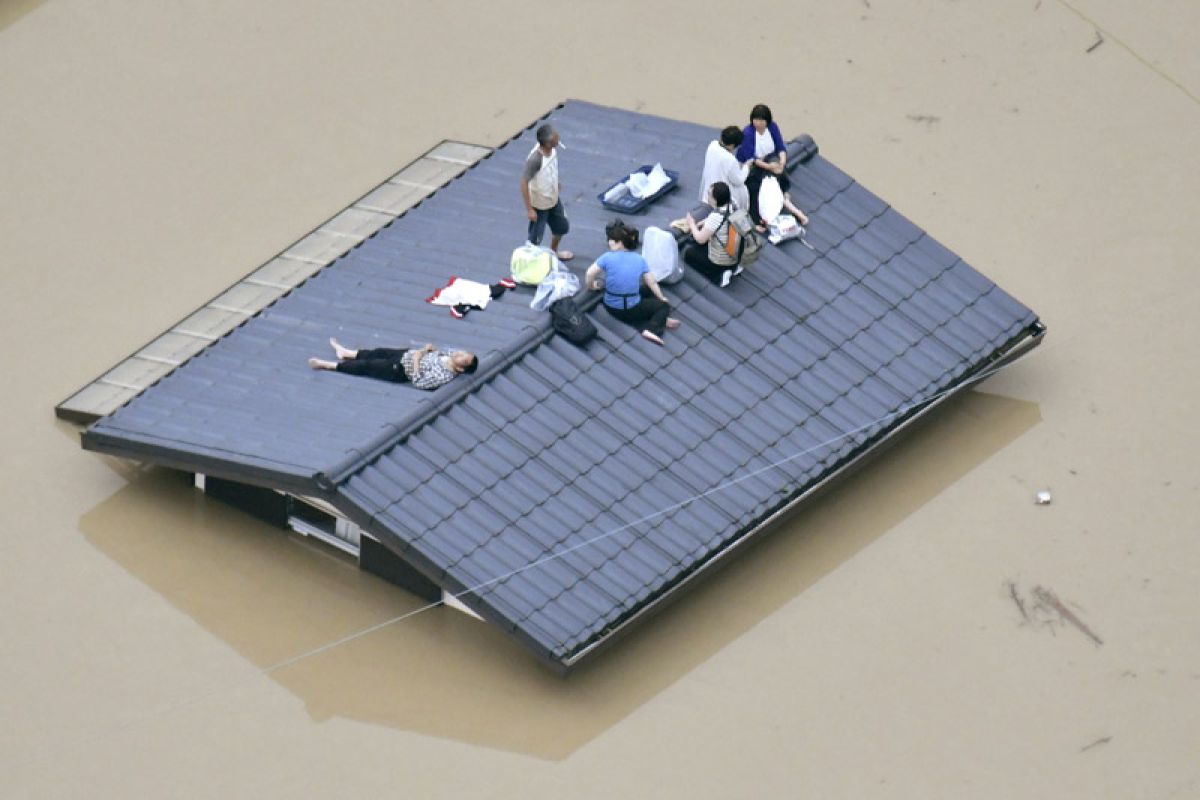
[84, 100, 1043, 671]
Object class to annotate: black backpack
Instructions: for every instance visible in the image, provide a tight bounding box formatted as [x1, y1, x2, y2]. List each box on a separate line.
[549, 297, 596, 346]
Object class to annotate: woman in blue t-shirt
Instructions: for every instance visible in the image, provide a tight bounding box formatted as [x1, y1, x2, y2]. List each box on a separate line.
[586, 220, 680, 345]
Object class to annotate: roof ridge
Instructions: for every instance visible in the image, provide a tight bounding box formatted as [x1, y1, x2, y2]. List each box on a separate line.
[321, 133, 824, 491]
[317, 279, 612, 491]
[316, 100, 652, 491]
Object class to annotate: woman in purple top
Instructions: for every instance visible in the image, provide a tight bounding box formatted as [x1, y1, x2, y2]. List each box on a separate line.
[586, 220, 680, 346]
[736, 103, 810, 227]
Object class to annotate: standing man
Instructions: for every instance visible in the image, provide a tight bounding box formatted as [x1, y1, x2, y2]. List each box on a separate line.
[520, 123, 573, 261]
[699, 126, 750, 211]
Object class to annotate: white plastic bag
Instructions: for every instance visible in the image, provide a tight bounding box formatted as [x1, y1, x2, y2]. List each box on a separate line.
[767, 214, 814, 250]
[530, 263, 581, 311]
[645, 163, 671, 195]
[768, 213, 801, 242]
[627, 163, 671, 199]
[603, 182, 629, 203]
[626, 170, 652, 199]
[641, 226, 684, 284]
[757, 175, 785, 224]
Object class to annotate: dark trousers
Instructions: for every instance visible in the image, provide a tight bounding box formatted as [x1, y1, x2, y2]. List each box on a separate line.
[335, 348, 411, 383]
[527, 200, 570, 245]
[603, 288, 670, 337]
[683, 242, 734, 285]
[744, 165, 791, 225]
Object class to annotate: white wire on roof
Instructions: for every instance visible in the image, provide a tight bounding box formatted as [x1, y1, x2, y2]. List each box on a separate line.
[10, 354, 1035, 773]
[263, 351, 1032, 674]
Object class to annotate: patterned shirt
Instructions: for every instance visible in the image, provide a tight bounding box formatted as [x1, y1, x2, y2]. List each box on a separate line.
[702, 208, 737, 267]
[402, 350, 458, 391]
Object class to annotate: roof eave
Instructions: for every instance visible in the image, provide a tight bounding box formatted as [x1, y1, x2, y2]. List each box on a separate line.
[81, 427, 329, 499]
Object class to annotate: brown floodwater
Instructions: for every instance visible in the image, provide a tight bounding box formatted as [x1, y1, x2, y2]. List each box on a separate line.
[76, 392, 1041, 761]
[4, 1, 1199, 797]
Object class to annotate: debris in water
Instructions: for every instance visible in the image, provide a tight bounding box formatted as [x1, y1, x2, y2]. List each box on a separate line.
[1035, 490, 1053, 505]
[1007, 580, 1030, 622]
[1080, 735, 1112, 752]
[906, 113, 941, 127]
[1033, 586, 1104, 646]
[1086, 30, 1104, 53]
[1007, 583, 1104, 646]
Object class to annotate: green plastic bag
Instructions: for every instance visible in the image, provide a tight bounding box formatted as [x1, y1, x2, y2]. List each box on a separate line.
[510, 244, 554, 286]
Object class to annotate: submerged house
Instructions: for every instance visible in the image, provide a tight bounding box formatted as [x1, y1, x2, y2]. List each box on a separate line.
[71, 101, 1044, 672]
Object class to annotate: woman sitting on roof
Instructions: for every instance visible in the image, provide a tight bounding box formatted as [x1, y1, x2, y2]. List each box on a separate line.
[682, 181, 741, 289]
[737, 103, 809, 228]
[585, 220, 680, 346]
[308, 339, 477, 390]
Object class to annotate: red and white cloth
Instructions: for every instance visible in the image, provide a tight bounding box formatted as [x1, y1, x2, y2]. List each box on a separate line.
[426, 277, 493, 309]
[426, 276, 517, 319]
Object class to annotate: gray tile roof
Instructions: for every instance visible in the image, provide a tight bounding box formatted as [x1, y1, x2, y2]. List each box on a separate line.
[83, 100, 1042, 670]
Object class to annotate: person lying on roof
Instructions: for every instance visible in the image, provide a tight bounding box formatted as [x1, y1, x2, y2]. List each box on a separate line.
[308, 339, 477, 390]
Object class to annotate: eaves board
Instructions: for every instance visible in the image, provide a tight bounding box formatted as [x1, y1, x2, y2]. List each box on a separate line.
[81, 426, 327, 499]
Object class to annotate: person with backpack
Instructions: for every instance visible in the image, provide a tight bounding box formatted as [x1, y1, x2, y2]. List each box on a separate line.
[585, 220, 681, 346]
[735, 103, 810, 228]
[682, 182, 747, 288]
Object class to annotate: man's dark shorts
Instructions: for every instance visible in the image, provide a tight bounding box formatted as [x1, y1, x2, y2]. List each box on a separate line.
[528, 200, 569, 245]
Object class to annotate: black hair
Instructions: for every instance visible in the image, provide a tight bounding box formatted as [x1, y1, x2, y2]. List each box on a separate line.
[750, 104, 773, 125]
[462, 354, 479, 374]
[710, 181, 731, 207]
[535, 124, 556, 146]
[605, 218, 640, 250]
[720, 125, 744, 147]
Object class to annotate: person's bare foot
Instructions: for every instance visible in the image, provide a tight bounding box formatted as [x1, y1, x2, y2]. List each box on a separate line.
[309, 357, 336, 370]
[784, 195, 810, 226]
[665, 318, 681, 329]
[556, 249, 574, 261]
[641, 330, 665, 346]
[329, 337, 355, 360]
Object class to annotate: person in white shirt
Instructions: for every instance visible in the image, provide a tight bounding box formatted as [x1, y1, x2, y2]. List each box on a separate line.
[520, 124, 573, 261]
[736, 103, 809, 228]
[699, 126, 750, 211]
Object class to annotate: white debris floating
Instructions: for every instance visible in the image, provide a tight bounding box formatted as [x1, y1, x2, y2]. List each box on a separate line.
[1035, 490, 1053, 505]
